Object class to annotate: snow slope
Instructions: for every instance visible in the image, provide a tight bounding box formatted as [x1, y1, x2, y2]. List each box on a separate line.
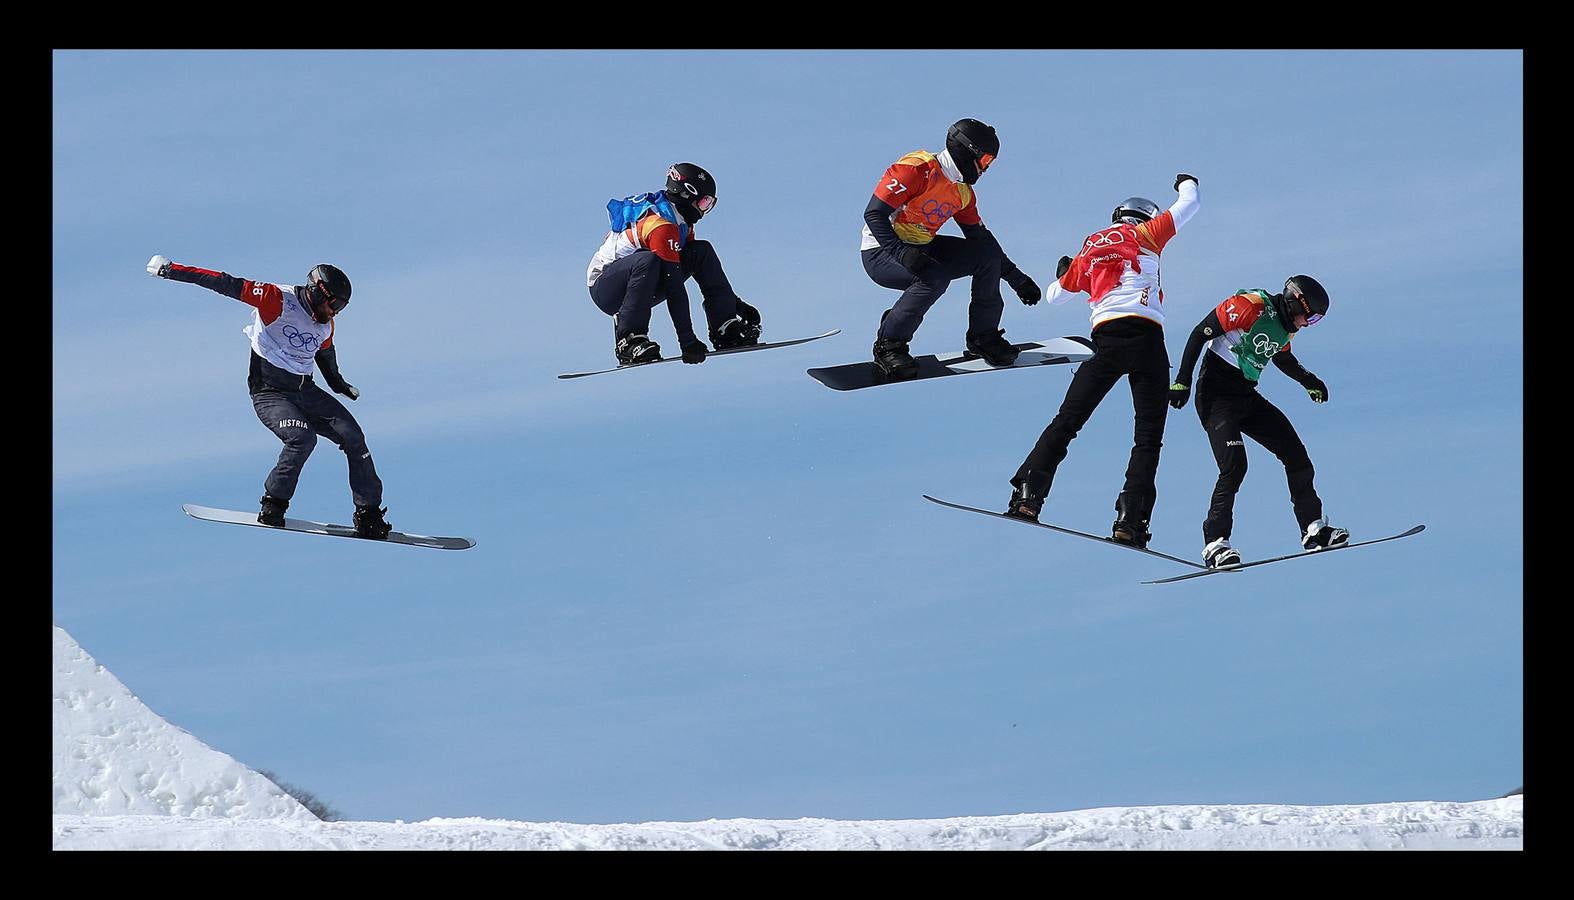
[52, 626, 313, 820]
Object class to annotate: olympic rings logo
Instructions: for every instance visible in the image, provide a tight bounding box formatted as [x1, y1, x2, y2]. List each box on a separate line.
[1085, 230, 1126, 251]
[1252, 333, 1281, 357]
[921, 199, 957, 226]
[282, 324, 320, 351]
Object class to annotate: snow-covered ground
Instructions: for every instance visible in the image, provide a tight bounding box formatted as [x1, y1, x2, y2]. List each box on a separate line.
[51, 626, 1523, 850]
[53, 798, 1522, 850]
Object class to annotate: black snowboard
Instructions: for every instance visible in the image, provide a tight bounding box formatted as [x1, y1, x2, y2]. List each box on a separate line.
[808, 336, 1094, 391]
[559, 330, 840, 379]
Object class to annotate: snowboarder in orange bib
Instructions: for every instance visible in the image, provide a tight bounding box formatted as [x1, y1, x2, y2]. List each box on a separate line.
[860, 119, 1042, 379]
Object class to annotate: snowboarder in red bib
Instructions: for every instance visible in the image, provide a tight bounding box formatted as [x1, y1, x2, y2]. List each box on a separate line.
[861, 118, 1042, 379]
[1005, 174, 1201, 548]
[146, 254, 392, 539]
[586, 163, 761, 366]
[1167, 275, 1348, 568]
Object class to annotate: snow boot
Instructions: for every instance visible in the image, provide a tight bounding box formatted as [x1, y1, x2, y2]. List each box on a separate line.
[872, 337, 919, 380]
[965, 328, 1020, 366]
[1203, 537, 1242, 569]
[354, 505, 393, 540]
[1004, 473, 1049, 522]
[615, 334, 662, 366]
[1110, 497, 1151, 549]
[710, 310, 762, 350]
[258, 494, 288, 527]
[1302, 517, 1350, 551]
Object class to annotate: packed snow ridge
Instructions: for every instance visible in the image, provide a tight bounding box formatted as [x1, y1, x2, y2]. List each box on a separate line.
[51, 626, 1522, 850]
[52, 626, 312, 821]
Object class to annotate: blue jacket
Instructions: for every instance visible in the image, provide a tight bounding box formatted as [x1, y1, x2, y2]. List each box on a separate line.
[607, 192, 689, 247]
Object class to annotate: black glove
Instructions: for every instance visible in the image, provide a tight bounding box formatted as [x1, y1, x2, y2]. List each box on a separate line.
[681, 340, 708, 364]
[334, 382, 360, 401]
[1055, 255, 1073, 280]
[1168, 381, 1191, 410]
[894, 243, 937, 277]
[1005, 271, 1041, 306]
[1302, 373, 1328, 403]
[1175, 173, 1198, 191]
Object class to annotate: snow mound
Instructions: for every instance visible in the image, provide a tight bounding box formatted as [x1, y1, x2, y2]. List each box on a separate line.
[52, 626, 313, 820]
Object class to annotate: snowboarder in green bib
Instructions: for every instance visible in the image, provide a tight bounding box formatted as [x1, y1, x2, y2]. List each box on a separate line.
[1167, 275, 1347, 569]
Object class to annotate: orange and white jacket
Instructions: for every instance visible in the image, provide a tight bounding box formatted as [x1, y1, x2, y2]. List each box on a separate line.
[1045, 180, 1200, 329]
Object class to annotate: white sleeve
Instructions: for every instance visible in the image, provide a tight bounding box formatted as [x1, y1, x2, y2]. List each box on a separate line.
[1045, 279, 1073, 306]
[1169, 179, 1200, 230]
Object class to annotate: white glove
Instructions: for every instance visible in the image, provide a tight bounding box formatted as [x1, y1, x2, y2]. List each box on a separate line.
[147, 255, 171, 277]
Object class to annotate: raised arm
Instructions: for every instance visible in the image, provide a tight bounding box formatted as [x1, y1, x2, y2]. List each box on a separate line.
[147, 254, 284, 321]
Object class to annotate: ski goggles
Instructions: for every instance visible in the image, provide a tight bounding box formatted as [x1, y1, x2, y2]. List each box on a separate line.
[1286, 288, 1321, 326]
[693, 194, 717, 214]
[976, 152, 996, 173]
[314, 282, 349, 314]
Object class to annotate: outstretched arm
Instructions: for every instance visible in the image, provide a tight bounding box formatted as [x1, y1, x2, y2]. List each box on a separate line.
[1272, 348, 1329, 402]
[1168, 174, 1200, 230]
[148, 255, 246, 299]
[959, 222, 1040, 306]
[147, 254, 284, 321]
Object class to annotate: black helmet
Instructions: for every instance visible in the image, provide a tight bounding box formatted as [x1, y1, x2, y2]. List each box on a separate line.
[1112, 197, 1162, 226]
[945, 118, 999, 185]
[1277, 274, 1329, 331]
[306, 263, 351, 323]
[664, 162, 717, 224]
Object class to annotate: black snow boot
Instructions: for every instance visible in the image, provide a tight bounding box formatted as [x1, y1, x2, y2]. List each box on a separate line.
[1110, 497, 1151, 549]
[872, 337, 919, 380]
[1004, 475, 1048, 522]
[258, 494, 289, 527]
[615, 334, 662, 366]
[354, 505, 393, 540]
[736, 298, 761, 330]
[710, 306, 762, 350]
[966, 328, 1021, 366]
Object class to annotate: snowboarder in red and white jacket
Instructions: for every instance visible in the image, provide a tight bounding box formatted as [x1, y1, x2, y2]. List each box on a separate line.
[146, 254, 391, 538]
[1005, 174, 1200, 549]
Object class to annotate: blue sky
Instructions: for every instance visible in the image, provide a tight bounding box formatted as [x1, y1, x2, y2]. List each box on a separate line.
[53, 50, 1522, 824]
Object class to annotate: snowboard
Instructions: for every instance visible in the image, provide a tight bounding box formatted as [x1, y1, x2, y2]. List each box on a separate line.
[922, 495, 1206, 569]
[1140, 525, 1426, 585]
[558, 330, 841, 379]
[808, 336, 1095, 391]
[182, 504, 475, 551]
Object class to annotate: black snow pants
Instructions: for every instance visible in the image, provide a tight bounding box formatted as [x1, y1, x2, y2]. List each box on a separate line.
[1194, 354, 1323, 543]
[1013, 316, 1170, 523]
